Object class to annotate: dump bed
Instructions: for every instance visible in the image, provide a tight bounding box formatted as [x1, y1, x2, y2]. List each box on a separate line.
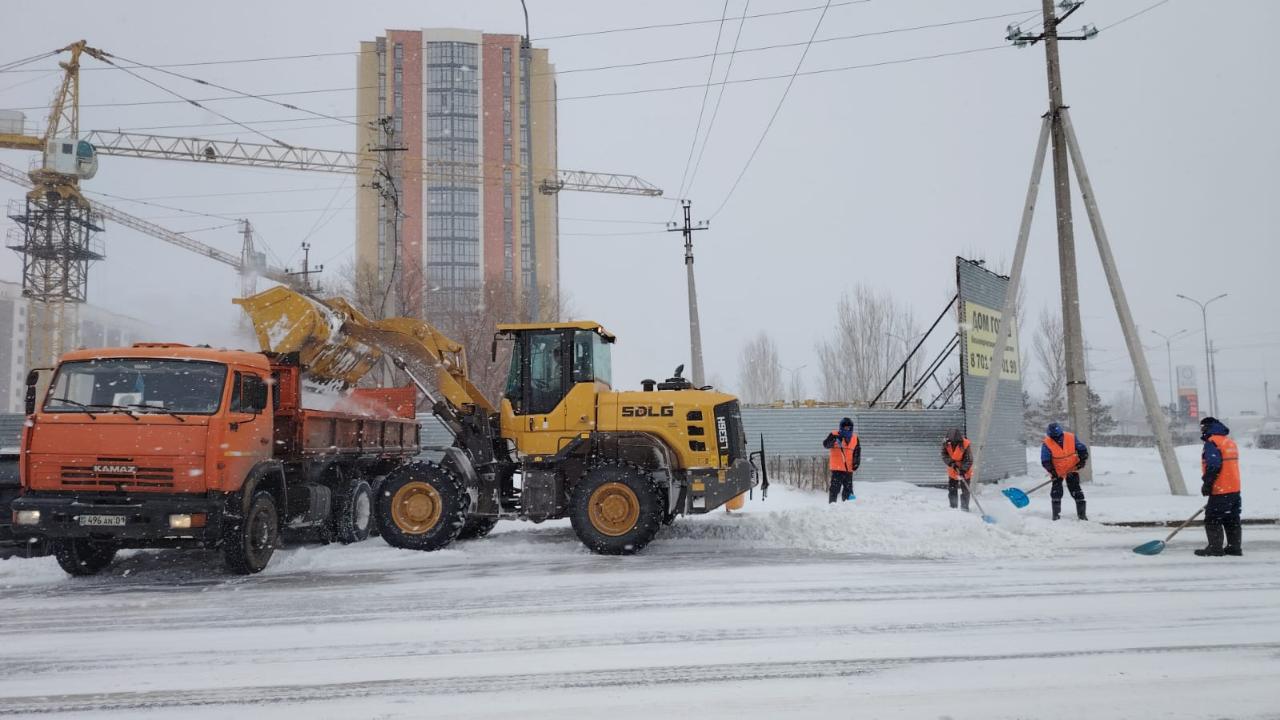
[271, 380, 420, 461]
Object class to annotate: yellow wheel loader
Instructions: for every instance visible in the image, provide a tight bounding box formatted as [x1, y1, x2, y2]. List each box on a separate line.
[236, 287, 759, 554]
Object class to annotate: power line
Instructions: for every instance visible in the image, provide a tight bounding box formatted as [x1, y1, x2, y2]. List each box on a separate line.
[686, 0, 752, 199]
[533, 0, 869, 41]
[94, 54, 292, 147]
[84, 189, 240, 222]
[106, 50, 358, 127]
[126, 185, 349, 201]
[674, 0, 734, 204]
[560, 216, 666, 225]
[1100, 0, 1173, 32]
[0, 49, 60, 73]
[710, 0, 834, 218]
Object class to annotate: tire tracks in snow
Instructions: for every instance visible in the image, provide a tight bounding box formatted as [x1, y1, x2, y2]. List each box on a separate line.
[4, 641, 1280, 716]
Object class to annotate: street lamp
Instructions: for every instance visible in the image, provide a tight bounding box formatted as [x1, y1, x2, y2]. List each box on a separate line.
[1176, 293, 1227, 416]
[779, 363, 807, 402]
[1150, 328, 1187, 418]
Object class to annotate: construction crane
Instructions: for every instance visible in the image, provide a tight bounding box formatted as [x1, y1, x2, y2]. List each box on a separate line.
[2, 40, 664, 364]
[0, 41, 106, 366]
[0, 159, 288, 291]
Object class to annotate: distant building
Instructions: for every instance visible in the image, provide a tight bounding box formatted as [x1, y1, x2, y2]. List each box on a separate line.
[0, 280, 154, 412]
[354, 29, 559, 320]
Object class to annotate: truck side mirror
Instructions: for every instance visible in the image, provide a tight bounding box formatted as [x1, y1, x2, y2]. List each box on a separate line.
[24, 368, 51, 416]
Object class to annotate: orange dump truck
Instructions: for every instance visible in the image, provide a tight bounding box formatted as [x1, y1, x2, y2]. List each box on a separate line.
[10, 343, 419, 575]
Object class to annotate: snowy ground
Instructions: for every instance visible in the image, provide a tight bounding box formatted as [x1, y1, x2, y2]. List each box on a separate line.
[1, 447, 1278, 719]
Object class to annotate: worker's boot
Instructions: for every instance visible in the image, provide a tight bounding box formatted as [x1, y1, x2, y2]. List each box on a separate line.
[961, 495, 970, 513]
[948, 485, 958, 509]
[1051, 500, 1062, 521]
[1194, 522, 1225, 557]
[1075, 500, 1088, 521]
[1224, 523, 1243, 556]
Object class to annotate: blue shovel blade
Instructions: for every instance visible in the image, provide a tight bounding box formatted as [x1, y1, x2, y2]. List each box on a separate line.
[981, 515, 997, 524]
[1133, 540, 1166, 556]
[1002, 488, 1030, 508]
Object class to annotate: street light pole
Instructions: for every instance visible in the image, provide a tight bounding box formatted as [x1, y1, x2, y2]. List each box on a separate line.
[1150, 328, 1187, 416]
[1176, 293, 1227, 417]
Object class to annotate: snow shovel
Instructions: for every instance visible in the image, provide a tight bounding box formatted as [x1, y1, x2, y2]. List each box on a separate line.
[1133, 506, 1206, 556]
[1002, 479, 1053, 509]
[960, 477, 997, 525]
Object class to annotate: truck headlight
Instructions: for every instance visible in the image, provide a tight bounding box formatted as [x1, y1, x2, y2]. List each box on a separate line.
[14, 509, 40, 525]
[168, 513, 207, 529]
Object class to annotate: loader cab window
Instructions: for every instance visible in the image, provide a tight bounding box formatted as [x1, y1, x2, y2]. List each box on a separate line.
[526, 331, 566, 415]
[573, 330, 612, 388]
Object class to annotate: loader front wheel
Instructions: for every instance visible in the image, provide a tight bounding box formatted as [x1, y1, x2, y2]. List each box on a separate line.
[571, 462, 664, 555]
[377, 462, 467, 551]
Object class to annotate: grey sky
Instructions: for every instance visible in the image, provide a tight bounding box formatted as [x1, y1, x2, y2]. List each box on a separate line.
[2, 0, 1277, 416]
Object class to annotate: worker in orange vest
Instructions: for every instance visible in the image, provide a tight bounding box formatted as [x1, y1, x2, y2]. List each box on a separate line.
[941, 428, 972, 511]
[822, 417, 860, 503]
[1197, 417, 1242, 557]
[1040, 422, 1089, 521]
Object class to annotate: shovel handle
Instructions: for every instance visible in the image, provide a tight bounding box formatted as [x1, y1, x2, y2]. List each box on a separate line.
[1026, 478, 1054, 495]
[1164, 506, 1207, 543]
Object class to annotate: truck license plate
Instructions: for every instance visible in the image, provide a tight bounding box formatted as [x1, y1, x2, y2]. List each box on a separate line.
[78, 514, 126, 527]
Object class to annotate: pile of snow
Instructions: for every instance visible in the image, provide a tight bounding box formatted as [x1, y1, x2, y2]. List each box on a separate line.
[665, 483, 1110, 560]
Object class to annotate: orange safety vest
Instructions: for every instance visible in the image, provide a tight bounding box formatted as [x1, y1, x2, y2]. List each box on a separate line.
[829, 432, 859, 473]
[945, 438, 972, 480]
[1202, 435, 1241, 494]
[1043, 432, 1080, 477]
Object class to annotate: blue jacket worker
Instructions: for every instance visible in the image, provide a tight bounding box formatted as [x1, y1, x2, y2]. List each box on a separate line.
[822, 417, 860, 503]
[1196, 417, 1242, 557]
[1040, 422, 1089, 521]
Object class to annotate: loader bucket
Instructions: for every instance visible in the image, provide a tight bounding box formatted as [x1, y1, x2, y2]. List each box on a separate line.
[235, 287, 381, 386]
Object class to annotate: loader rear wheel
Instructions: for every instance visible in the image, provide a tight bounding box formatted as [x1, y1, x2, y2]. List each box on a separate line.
[53, 539, 117, 577]
[377, 462, 467, 551]
[571, 462, 664, 555]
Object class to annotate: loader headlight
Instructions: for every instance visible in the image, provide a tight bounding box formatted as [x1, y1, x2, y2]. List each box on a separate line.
[14, 509, 41, 526]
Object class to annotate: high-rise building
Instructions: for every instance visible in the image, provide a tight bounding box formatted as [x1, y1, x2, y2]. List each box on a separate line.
[355, 29, 559, 321]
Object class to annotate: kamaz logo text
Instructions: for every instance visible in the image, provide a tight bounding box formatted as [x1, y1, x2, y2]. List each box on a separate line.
[93, 465, 137, 474]
[621, 405, 674, 418]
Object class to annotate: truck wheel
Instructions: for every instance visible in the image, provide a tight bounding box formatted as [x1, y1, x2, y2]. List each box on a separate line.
[223, 491, 279, 575]
[53, 539, 117, 576]
[377, 462, 467, 551]
[457, 516, 499, 540]
[570, 462, 664, 555]
[333, 479, 374, 544]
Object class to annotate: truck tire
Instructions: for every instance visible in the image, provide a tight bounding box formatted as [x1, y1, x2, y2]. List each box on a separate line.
[53, 539, 117, 576]
[457, 516, 499, 540]
[223, 491, 279, 575]
[333, 479, 374, 544]
[570, 461, 664, 555]
[376, 462, 467, 551]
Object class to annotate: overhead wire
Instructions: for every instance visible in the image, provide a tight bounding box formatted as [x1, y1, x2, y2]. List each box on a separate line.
[1100, 0, 1173, 32]
[674, 0, 734, 206]
[709, 0, 834, 219]
[685, 0, 752, 200]
[533, 0, 870, 41]
[92, 54, 293, 147]
[0, 49, 61, 73]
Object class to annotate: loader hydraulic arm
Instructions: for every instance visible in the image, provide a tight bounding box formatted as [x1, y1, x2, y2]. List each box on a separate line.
[234, 287, 495, 424]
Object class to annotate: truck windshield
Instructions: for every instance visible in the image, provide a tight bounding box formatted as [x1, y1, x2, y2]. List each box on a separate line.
[44, 359, 227, 415]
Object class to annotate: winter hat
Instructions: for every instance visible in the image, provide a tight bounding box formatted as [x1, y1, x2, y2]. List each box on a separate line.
[1046, 422, 1064, 439]
[839, 417, 854, 429]
[946, 428, 964, 445]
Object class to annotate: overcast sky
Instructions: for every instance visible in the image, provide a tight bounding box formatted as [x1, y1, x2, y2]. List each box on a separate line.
[2, 0, 1277, 417]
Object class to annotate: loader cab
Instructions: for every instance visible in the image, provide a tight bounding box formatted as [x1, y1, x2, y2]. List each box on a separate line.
[496, 322, 614, 417]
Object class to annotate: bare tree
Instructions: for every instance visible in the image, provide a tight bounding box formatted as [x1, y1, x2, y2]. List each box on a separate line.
[738, 332, 784, 404]
[1034, 306, 1066, 422]
[788, 371, 807, 403]
[815, 284, 919, 402]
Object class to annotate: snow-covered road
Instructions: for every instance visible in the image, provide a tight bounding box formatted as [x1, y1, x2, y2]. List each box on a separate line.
[2, 449, 1278, 719]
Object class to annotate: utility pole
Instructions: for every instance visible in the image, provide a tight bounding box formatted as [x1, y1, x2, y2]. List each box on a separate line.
[666, 200, 709, 386]
[1176, 292, 1226, 417]
[989, 4, 1188, 494]
[286, 241, 323, 293]
[1209, 339, 1220, 416]
[1151, 328, 1187, 415]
